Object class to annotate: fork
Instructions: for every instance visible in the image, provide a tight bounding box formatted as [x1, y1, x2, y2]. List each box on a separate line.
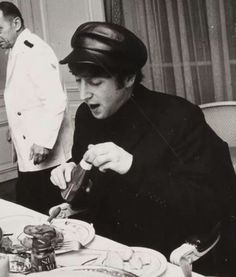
[57, 240, 81, 252]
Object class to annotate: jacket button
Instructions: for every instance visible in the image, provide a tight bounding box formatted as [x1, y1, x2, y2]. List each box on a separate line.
[23, 135, 26, 139]
[17, 112, 21, 116]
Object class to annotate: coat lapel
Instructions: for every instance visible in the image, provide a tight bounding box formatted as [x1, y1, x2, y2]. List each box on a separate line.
[5, 49, 15, 87]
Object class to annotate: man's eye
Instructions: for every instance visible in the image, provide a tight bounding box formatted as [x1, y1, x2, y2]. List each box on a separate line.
[89, 79, 102, 86]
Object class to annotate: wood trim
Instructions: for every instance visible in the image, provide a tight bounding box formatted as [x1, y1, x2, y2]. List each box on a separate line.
[0, 121, 8, 127]
[0, 108, 7, 125]
[0, 164, 18, 183]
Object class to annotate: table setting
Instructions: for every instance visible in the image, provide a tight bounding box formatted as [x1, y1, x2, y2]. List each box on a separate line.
[0, 199, 204, 277]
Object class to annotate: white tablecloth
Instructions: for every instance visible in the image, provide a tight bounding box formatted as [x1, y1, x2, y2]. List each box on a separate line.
[0, 199, 204, 277]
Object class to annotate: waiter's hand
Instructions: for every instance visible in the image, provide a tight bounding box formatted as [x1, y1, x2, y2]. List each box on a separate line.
[50, 162, 76, 189]
[83, 142, 133, 174]
[29, 144, 51, 165]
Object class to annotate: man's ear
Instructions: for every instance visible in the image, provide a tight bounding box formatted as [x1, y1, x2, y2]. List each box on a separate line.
[124, 74, 136, 88]
[13, 17, 22, 32]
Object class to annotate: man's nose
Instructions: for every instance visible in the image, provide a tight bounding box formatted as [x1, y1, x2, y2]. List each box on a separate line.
[79, 80, 92, 100]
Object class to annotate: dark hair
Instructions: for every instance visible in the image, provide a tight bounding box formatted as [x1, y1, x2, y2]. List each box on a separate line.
[68, 63, 143, 89]
[0, 1, 24, 28]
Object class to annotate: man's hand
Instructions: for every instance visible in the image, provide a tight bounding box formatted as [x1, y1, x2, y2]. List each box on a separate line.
[29, 144, 51, 165]
[83, 142, 133, 174]
[50, 162, 76, 190]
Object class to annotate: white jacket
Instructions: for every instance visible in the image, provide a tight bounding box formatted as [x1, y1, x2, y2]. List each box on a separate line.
[4, 29, 72, 172]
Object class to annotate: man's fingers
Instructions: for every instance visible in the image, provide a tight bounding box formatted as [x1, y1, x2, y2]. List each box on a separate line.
[65, 166, 73, 183]
[56, 168, 67, 189]
[84, 144, 110, 163]
[29, 144, 50, 164]
[92, 153, 111, 167]
[51, 167, 67, 189]
[33, 153, 48, 165]
[50, 174, 57, 186]
[83, 142, 133, 174]
[50, 174, 66, 190]
[99, 161, 113, 172]
[33, 154, 41, 165]
[50, 163, 76, 190]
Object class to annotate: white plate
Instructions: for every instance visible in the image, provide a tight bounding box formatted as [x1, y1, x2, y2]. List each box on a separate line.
[44, 266, 138, 277]
[127, 247, 167, 277]
[0, 216, 95, 255]
[32, 267, 118, 277]
[0, 215, 40, 246]
[51, 218, 95, 253]
[56, 247, 167, 277]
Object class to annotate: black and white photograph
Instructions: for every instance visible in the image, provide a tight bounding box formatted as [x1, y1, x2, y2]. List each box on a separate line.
[0, 1, 235, 276]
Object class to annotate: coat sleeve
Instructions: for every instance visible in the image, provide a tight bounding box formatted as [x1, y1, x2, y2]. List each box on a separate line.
[27, 49, 66, 149]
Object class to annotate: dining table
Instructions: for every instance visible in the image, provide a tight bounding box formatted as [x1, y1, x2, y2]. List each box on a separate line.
[0, 199, 204, 277]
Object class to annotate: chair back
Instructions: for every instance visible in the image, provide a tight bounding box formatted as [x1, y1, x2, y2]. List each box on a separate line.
[200, 101, 236, 172]
[199, 101, 236, 147]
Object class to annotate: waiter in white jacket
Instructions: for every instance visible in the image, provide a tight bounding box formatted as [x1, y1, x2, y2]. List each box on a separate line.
[0, 1, 72, 213]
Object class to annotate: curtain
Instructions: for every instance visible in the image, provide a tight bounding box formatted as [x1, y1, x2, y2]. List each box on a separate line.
[104, 0, 124, 25]
[104, 0, 236, 104]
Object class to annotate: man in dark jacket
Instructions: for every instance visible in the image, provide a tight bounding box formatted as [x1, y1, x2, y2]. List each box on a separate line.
[51, 21, 236, 275]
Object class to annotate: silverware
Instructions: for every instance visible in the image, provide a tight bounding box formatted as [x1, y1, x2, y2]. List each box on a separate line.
[47, 206, 61, 223]
[56, 240, 81, 252]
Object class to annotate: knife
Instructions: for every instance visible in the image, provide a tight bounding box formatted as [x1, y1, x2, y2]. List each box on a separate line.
[47, 206, 62, 223]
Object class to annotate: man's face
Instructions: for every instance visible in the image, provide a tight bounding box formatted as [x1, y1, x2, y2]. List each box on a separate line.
[76, 75, 132, 119]
[0, 11, 18, 49]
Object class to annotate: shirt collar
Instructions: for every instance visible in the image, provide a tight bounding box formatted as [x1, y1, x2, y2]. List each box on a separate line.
[12, 28, 32, 54]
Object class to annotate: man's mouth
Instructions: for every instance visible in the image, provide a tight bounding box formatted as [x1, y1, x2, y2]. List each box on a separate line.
[0, 41, 7, 48]
[89, 104, 100, 111]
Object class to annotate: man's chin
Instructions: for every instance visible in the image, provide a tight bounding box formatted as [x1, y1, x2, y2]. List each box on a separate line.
[91, 112, 103, 119]
[90, 110, 107, 119]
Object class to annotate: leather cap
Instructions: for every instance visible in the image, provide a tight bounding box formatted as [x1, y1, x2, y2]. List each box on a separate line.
[60, 21, 147, 72]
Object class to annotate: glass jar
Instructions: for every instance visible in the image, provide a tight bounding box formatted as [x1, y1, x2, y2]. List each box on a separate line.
[31, 238, 56, 272]
[61, 159, 92, 203]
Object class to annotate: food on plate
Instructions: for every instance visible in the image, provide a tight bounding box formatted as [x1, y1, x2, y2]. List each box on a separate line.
[0, 236, 24, 254]
[24, 224, 56, 239]
[128, 252, 143, 270]
[8, 253, 31, 273]
[22, 224, 64, 249]
[0, 224, 63, 254]
[0, 236, 13, 253]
